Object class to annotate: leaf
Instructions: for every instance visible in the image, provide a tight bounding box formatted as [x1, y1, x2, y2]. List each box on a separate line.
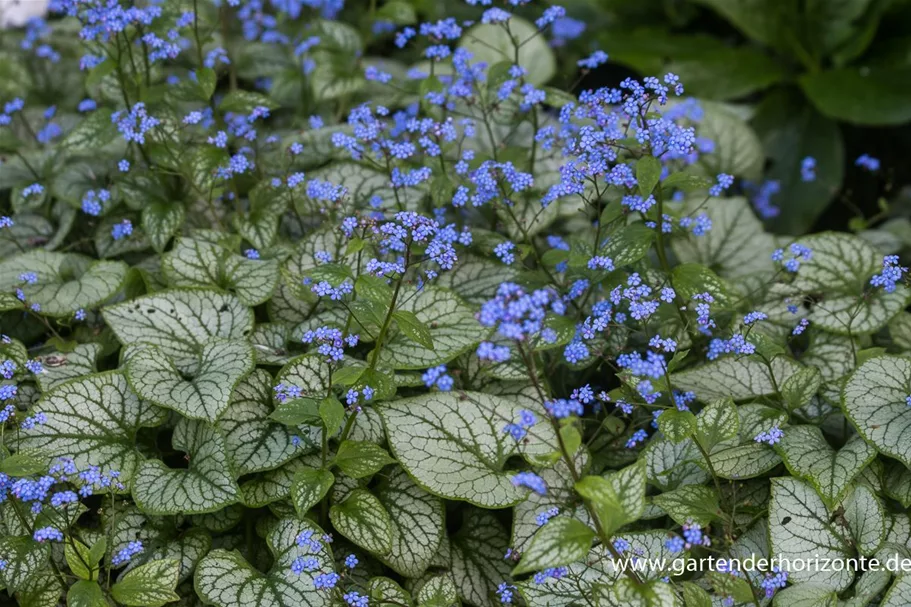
[379, 391, 552, 508]
[416, 575, 458, 607]
[329, 488, 394, 555]
[690, 0, 797, 50]
[800, 67, 911, 126]
[752, 89, 845, 234]
[0, 451, 48, 477]
[0, 251, 128, 317]
[125, 528, 211, 584]
[459, 16, 555, 86]
[380, 287, 485, 370]
[132, 419, 239, 515]
[218, 369, 307, 476]
[375, 466, 445, 577]
[598, 578, 678, 607]
[882, 574, 911, 607]
[435, 254, 518, 306]
[163, 238, 280, 306]
[393, 310, 435, 350]
[142, 201, 185, 253]
[656, 409, 696, 443]
[781, 366, 823, 411]
[775, 425, 876, 508]
[843, 484, 886, 556]
[35, 343, 102, 392]
[59, 108, 119, 152]
[514, 518, 594, 575]
[18, 371, 165, 487]
[652, 485, 722, 526]
[194, 518, 333, 607]
[672, 355, 802, 401]
[335, 440, 395, 479]
[672, 196, 776, 279]
[0, 536, 50, 593]
[111, 559, 180, 607]
[319, 397, 345, 434]
[103, 289, 254, 374]
[842, 355, 911, 467]
[769, 477, 854, 591]
[694, 100, 764, 180]
[663, 46, 786, 100]
[291, 468, 335, 516]
[694, 398, 739, 451]
[218, 90, 278, 113]
[790, 233, 911, 334]
[771, 584, 837, 607]
[126, 340, 254, 423]
[636, 156, 662, 197]
[67, 580, 107, 607]
[449, 509, 512, 607]
[681, 582, 712, 607]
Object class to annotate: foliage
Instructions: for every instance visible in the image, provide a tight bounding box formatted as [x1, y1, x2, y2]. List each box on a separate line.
[595, 0, 911, 233]
[1, 2, 911, 607]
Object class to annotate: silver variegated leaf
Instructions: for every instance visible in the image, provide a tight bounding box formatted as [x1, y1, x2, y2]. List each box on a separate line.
[791, 232, 911, 334]
[843, 484, 886, 557]
[379, 287, 486, 370]
[329, 488, 393, 556]
[18, 371, 165, 486]
[842, 355, 911, 467]
[218, 369, 309, 475]
[103, 289, 254, 374]
[672, 355, 802, 401]
[379, 391, 551, 508]
[0, 250, 128, 317]
[133, 419, 239, 515]
[34, 343, 102, 392]
[126, 340, 254, 423]
[769, 477, 854, 591]
[195, 518, 333, 607]
[775, 425, 876, 508]
[375, 466, 445, 577]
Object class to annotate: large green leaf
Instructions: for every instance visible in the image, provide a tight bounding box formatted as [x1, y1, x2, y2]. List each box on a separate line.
[800, 67, 911, 126]
[690, 0, 798, 50]
[775, 425, 876, 508]
[769, 477, 854, 591]
[664, 47, 786, 100]
[103, 289, 254, 374]
[379, 391, 551, 508]
[126, 340, 254, 423]
[843, 355, 911, 466]
[375, 466, 445, 577]
[0, 536, 50, 593]
[379, 287, 485, 370]
[694, 101, 764, 180]
[0, 250, 128, 317]
[133, 419, 239, 515]
[18, 371, 165, 486]
[752, 89, 845, 235]
[194, 518, 333, 607]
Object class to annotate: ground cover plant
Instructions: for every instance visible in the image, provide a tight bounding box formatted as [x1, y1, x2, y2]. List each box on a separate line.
[2, 1, 911, 607]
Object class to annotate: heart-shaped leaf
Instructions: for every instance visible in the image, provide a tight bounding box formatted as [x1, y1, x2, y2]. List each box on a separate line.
[126, 339, 254, 423]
